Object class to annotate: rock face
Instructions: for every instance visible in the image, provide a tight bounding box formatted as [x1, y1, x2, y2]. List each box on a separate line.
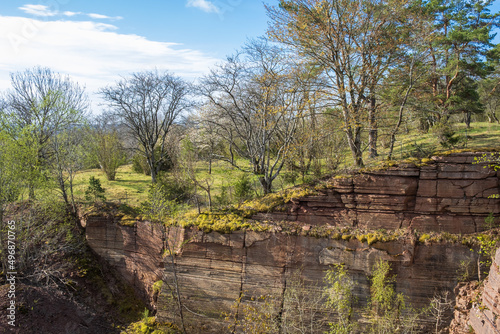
[451, 247, 500, 334]
[156, 227, 476, 333]
[85, 216, 164, 306]
[254, 153, 500, 233]
[471, 247, 500, 333]
[83, 152, 500, 333]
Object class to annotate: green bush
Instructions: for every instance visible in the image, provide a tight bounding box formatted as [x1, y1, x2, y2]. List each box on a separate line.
[484, 213, 497, 229]
[234, 175, 253, 202]
[214, 183, 232, 208]
[132, 153, 150, 175]
[131, 149, 175, 176]
[85, 176, 106, 202]
[157, 174, 193, 203]
[282, 171, 299, 186]
[431, 122, 461, 149]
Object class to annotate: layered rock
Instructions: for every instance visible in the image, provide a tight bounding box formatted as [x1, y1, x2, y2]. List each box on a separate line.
[451, 247, 500, 334]
[85, 216, 164, 306]
[83, 152, 500, 333]
[254, 153, 500, 234]
[156, 227, 476, 333]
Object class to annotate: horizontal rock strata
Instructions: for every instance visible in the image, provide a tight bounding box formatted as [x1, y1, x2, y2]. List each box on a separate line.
[84, 152, 499, 333]
[469, 247, 500, 334]
[85, 216, 163, 306]
[156, 227, 476, 333]
[253, 153, 500, 234]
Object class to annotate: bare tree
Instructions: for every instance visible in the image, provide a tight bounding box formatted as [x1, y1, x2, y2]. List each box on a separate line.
[198, 39, 310, 194]
[100, 70, 191, 183]
[180, 137, 214, 212]
[384, 49, 431, 160]
[429, 291, 453, 334]
[186, 108, 226, 175]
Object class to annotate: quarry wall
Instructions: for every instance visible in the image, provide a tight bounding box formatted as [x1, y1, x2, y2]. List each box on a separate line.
[84, 152, 500, 333]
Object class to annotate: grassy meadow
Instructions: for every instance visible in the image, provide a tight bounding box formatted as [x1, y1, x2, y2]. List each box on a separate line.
[69, 121, 500, 209]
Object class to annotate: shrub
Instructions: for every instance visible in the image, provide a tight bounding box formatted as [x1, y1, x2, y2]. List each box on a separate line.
[431, 122, 461, 149]
[214, 183, 232, 208]
[152, 280, 163, 294]
[282, 171, 299, 186]
[131, 149, 175, 176]
[484, 213, 497, 229]
[85, 176, 106, 203]
[132, 153, 150, 175]
[157, 173, 194, 203]
[140, 184, 184, 223]
[367, 233, 379, 245]
[324, 264, 356, 334]
[234, 174, 253, 202]
[367, 260, 420, 333]
[419, 233, 431, 243]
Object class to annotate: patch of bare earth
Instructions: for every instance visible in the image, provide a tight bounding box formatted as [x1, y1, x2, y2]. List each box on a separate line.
[0, 283, 116, 334]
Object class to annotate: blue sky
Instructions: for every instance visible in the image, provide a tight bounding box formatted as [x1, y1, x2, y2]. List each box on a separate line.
[0, 0, 499, 112]
[0, 0, 278, 111]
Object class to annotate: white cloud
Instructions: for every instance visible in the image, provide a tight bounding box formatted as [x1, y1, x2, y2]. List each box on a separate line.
[0, 15, 219, 112]
[87, 13, 123, 20]
[186, 0, 220, 13]
[19, 4, 57, 17]
[63, 11, 80, 17]
[18, 4, 122, 21]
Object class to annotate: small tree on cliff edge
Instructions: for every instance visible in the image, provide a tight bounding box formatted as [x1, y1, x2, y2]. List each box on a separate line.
[84, 176, 106, 203]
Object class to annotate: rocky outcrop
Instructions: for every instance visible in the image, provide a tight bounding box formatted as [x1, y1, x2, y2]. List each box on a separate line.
[451, 247, 500, 334]
[84, 216, 164, 306]
[155, 227, 476, 333]
[254, 153, 500, 234]
[83, 152, 499, 333]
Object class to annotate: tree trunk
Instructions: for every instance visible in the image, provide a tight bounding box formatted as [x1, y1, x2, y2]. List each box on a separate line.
[206, 183, 212, 212]
[388, 135, 397, 161]
[28, 183, 36, 201]
[150, 161, 157, 184]
[58, 175, 70, 208]
[346, 126, 364, 167]
[259, 177, 272, 195]
[342, 101, 364, 167]
[368, 95, 378, 158]
[464, 111, 471, 128]
[488, 111, 500, 124]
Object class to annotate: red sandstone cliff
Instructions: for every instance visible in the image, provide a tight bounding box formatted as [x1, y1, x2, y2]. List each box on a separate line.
[254, 153, 499, 233]
[451, 247, 500, 334]
[84, 217, 164, 307]
[83, 152, 500, 333]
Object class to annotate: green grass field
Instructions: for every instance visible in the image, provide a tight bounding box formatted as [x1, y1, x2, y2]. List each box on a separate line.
[72, 164, 151, 206]
[70, 121, 500, 209]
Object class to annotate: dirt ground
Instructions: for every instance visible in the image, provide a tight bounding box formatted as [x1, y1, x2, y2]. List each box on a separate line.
[0, 203, 146, 334]
[0, 283, 117, 334]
